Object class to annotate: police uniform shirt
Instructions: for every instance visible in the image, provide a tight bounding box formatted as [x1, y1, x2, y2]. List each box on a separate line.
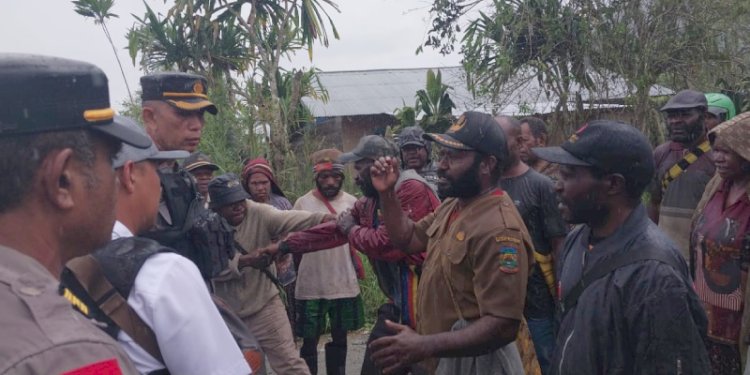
[0, 244, 137, 374]
[413, 190, 533, 336]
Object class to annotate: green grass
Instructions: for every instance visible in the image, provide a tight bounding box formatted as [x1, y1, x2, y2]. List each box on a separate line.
[358, 256, 388, 327]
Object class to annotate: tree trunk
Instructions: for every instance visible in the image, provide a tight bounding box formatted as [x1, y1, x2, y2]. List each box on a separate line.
[266, 70, 289, 173]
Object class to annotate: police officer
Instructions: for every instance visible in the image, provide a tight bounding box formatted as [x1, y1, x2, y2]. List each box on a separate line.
[368, 112, 534, 373]
[0, 54, 151, 373]
[137, 72, 227, 281]
[141, 72, 218, 153]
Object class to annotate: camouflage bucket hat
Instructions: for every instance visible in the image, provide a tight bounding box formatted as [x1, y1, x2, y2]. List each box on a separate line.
[709, 111, 750, 162]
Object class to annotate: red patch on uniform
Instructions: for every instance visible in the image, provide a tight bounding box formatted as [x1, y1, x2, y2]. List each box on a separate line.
[62, 359, 122, 375]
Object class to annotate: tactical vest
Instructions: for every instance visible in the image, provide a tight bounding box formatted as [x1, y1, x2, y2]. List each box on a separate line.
[141, 168, 235, 281]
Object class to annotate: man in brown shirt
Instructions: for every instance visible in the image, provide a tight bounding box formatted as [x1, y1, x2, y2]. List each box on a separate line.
[368, 112, 533, 374]
[0, 54, 151, 374]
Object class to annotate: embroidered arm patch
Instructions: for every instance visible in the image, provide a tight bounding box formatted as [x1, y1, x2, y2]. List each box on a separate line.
[498, 246, 519, 274]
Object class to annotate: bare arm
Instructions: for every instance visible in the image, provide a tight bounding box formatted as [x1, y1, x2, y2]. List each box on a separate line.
[371, 156, 427, 253]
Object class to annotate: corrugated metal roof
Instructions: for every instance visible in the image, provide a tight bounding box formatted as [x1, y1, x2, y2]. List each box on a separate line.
[302, 66, 673, 117]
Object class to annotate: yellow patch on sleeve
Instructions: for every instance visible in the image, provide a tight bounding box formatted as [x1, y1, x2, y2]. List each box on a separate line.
[495, 235, 521, 244]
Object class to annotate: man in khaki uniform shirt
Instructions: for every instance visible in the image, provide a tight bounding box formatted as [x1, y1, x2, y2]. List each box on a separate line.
[0, 54, 151, 374]
[209, 173, 330, 375]
[369, 112, 534, 374]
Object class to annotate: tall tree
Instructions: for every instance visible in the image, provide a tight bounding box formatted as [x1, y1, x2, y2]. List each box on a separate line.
[127, 0, 339, 171]
[424, 0, 750, 139]
[73, 0, 134, 102]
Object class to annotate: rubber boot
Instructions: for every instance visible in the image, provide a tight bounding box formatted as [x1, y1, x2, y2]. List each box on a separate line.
[325, 342, 346, 375]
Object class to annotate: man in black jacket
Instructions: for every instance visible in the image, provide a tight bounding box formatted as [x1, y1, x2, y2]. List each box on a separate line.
[532, 120, 710, 374]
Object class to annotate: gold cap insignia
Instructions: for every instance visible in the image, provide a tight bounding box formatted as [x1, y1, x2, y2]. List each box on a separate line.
[193, 81, 205, 95]
[456, 231, 465, 241]
[568, 123, 589, 143]
[448, 115, 467, 133]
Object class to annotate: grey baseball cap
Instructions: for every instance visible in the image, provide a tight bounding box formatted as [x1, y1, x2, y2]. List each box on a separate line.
[660, 89, 707, 112]
[112, 116, 189, 168]
[339, 135, 399, 163]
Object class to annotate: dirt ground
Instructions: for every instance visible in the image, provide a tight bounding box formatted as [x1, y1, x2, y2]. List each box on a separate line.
[267, 330, 370, 374]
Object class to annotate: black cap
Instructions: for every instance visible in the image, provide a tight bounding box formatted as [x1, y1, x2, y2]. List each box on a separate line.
[0, 53, 151, 148]
[532, 120, 654, 180]
[208, 173, 250, 209]
[398, 126, 428, 148]
[423, 111, 509, 161]
[182, 151, 220, 172]
[339, 135, 399, 163]
[660, 89, 707, 112]
[140, 72, 218, 115]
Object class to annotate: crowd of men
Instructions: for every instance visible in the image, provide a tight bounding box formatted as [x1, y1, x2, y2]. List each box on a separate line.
[0, 52, 746, 375]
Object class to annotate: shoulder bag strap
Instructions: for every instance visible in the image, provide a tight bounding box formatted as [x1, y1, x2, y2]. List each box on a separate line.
[561, 249, 681, 315]
[66, 255, 165, 364]
[661, 140, 711, 193]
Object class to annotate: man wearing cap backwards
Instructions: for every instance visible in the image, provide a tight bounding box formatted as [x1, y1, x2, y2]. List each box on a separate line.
[255, 134, 439, 375]
[291, 149, 363, 375]
[183, 151, 221, 204]
[0, 54, 151, 373]
[365, 112, 533, 374]
[648, 89, 716, 259]
[532, 120, 709, 374]
[496, 115, 567, 375]
[64, 117, 251, 375]
[398, 126, 440, 192]
[704, 92, 737, 131]
[209, 173, 333, 375]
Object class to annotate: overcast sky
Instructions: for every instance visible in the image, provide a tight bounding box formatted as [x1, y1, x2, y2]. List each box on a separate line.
[1, 0, 462, 109]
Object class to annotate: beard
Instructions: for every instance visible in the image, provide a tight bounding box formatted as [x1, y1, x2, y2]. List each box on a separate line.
[560, 192, 609, 226]
[437, 156, 483, 199]
[357, 171, 379, 198]
[316, 179, 343, 199]
[668, 117, 705, 144]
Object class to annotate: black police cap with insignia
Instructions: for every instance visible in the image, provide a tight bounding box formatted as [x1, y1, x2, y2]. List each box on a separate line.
[0, 53, 150, 148]
[140, 72, 218, 115]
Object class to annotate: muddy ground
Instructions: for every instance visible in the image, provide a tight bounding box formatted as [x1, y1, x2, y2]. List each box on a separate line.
[267, 330, 370, 374]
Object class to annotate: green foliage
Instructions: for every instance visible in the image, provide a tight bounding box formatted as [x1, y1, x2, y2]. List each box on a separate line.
[73, 0, 133, 102]
[73, 0, 117, 22]
[127, 0, 340, 173]
[393, 69, 456, 134]
[359, 257, 388, 326]
[394, 104, 417, 131]
[416, 69, 456, 133]
[423, 0, 750, 139]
